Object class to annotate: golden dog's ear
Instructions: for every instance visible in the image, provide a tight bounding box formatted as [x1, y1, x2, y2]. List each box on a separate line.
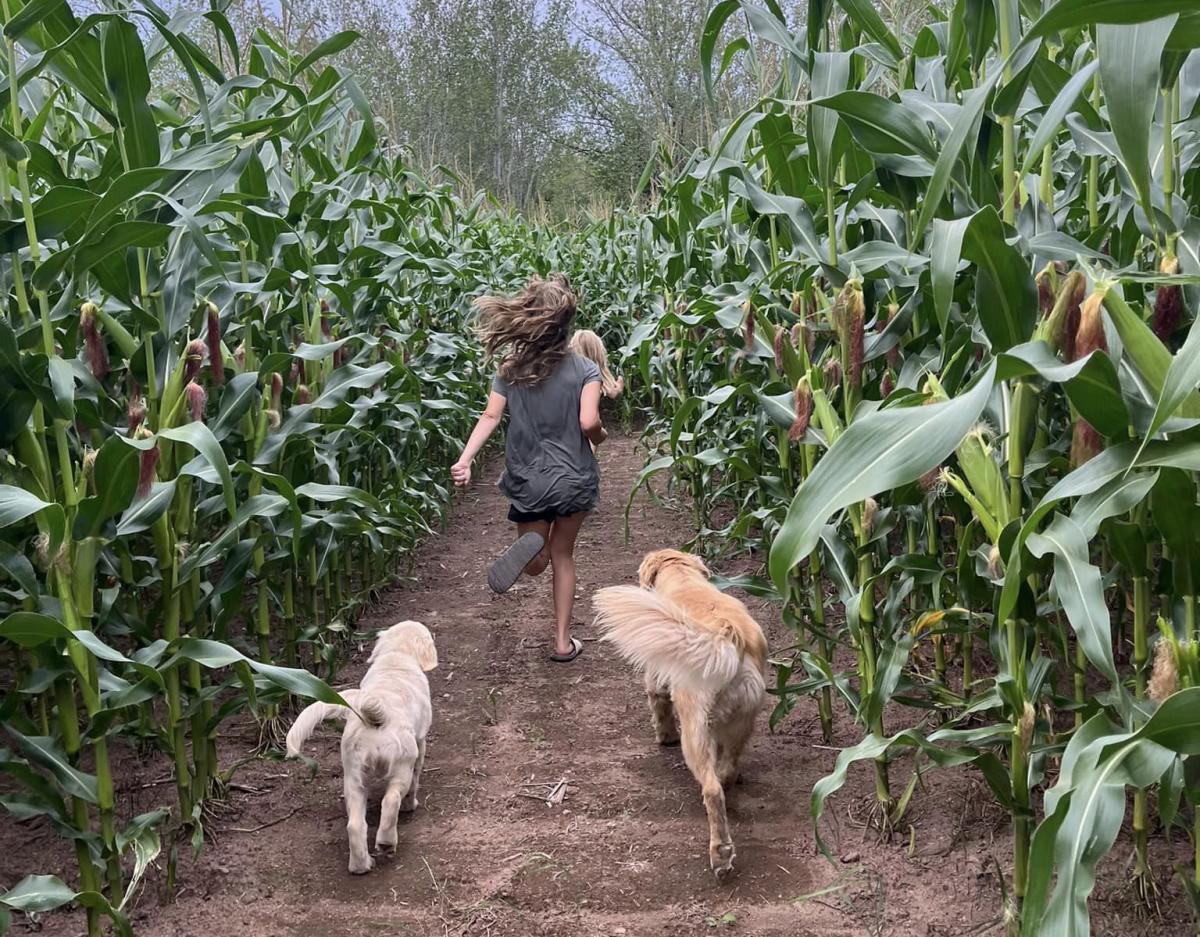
[683, 552, 710, 577]
[638, 551, 666, 587]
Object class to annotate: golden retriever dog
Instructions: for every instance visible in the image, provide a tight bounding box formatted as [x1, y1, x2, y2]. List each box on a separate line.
[592, 549, 767, 880]
[286, 620, 438, 874]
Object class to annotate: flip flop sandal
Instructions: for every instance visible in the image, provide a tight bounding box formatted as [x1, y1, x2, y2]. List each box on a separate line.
[487, 531, 546, 594]
[549, 637, 583, 663]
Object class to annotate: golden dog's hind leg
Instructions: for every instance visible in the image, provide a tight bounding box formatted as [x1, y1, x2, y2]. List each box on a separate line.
[680, 716, 735, 881]
[344, 766, 373, 874]
[716, 713, 755, 790]
[644, 672, 679, 745]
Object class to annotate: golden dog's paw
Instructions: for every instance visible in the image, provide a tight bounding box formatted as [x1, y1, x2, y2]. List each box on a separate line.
[399, 796, 419, 813]
[710, 843, 736, 882]
[374, 836, 397, 854]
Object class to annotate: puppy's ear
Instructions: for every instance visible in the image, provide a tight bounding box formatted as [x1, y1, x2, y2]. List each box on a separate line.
[397, 621, 438, 671]
[414, 631, 438, 672]
[368, 623, 402, 662]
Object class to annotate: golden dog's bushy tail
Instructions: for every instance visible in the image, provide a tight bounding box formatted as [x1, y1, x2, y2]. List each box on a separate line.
[592, 585, 741, 693]
[285, 689, 386, 757]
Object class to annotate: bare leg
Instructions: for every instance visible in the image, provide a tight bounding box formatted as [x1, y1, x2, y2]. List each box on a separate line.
[547, 512, 587, 656]
[516, 519, 552, 576]
[375, 764, 414, 854]
[644, 671, 679, 745]
[344, 764, 373, 874]
[400, 738, 426, 812]
[679, 708, 735, 880]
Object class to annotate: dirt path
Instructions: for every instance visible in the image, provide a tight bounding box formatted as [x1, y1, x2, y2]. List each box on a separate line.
[120, 433, 859, 937]
[4, 433, 1194, 937]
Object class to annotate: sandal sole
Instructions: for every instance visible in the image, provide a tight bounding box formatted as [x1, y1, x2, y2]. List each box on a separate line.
[488, 532, 546, 594]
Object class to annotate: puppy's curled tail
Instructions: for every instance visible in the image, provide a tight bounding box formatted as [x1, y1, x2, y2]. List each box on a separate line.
[285, 700, 350, 757]
[592, 585, 740, 693]
[284, 689, 382, 757]
[357, 696, 386, 729]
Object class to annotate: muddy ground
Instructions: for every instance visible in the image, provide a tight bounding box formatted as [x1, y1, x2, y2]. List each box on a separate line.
[1, 432, 1194, 936]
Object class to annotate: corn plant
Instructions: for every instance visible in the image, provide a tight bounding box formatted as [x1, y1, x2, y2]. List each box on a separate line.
[622, 0, 1200, 933]
[0, 4, 636, 933]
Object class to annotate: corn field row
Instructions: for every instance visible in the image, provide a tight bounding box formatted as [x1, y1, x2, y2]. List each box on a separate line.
[621, 2, 1200, 935]
[0, 4, 633, 934]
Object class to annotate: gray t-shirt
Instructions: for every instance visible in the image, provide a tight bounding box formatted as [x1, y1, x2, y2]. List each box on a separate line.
[492, 353, 601, 514]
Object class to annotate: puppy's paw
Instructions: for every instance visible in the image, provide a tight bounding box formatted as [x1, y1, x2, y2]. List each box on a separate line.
[656, 731, 681, 747]
[710, 843, 736, 882]
[348, 854, 375, 875]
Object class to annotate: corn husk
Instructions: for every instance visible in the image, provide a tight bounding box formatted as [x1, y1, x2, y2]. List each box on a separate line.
[206, 302, 224, 387]
[1152, 254, 1183, 342]
[790, 377, 813, 442]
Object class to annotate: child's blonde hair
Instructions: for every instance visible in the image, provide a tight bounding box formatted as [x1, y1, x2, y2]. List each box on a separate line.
[569, 329, 620, 396]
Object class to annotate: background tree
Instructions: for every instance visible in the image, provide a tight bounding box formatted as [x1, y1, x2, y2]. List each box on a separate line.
[155, 0, 940, 215]
[385, 0, 589, 209]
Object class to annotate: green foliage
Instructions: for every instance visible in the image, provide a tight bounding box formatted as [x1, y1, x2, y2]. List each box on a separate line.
[13, 3, 1200, 936]
[620, 1, 1200, 933]
[0, 5, 639, 933]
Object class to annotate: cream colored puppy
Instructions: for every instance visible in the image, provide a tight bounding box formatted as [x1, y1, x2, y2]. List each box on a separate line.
[593, 550, 767, 881]
[286, 620, 437, 874]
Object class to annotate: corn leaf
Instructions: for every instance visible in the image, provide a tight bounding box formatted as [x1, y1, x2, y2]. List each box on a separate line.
[168, 638, 347, 706]
[961, 207, 1037, 353]
[1027, 515, 1118, 683]
[769, 361, 996, 592]
[1097, 17, 1177, 217]
[1026, 688, 1200, 936]
[100, 17, 159, 170]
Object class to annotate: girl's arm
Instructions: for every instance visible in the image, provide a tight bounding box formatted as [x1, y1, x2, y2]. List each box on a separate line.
[579, 381, 606, 446]
[451, 391, 507, 486]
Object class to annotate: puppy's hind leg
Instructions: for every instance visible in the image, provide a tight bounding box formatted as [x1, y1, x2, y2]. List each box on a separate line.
[400, 738, 425, 813]
[344, 763, 373, 875]
[644, 671, 679, 746]
[680, 714, 735, 881]
[375, 761, 415, 855]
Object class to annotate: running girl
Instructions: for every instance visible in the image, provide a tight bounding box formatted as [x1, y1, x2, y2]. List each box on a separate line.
[451, 274, 605, 663]
[568, 329, 624, 399]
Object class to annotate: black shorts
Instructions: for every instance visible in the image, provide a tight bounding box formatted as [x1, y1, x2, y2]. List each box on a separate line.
[507, 505, 582, 524]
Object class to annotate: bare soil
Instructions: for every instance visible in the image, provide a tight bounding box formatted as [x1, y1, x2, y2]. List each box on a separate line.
[2, 432, 1195, 937]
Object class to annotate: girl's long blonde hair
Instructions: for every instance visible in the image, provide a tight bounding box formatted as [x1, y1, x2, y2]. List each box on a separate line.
[475, 274, 576, 387]
[569, 329, 621, 397]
